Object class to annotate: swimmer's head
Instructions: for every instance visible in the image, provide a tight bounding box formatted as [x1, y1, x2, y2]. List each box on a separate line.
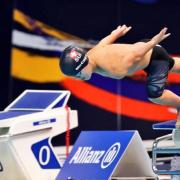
[60, 46, 89, 77]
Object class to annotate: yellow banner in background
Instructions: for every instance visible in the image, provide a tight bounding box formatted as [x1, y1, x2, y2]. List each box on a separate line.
[14, 9, 84, 41]
[11, 48, 66, 83]
[11, 9, 91, 83]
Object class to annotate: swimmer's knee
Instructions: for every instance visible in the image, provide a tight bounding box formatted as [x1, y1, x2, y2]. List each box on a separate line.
[148, 96, 163, 104]
[147, 85, 164, 101]
[148, 91, 165, 105]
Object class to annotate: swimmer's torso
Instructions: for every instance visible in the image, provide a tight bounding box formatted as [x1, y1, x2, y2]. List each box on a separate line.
[87, 43, 153, 79]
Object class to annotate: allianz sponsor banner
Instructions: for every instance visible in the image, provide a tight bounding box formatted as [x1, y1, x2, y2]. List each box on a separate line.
[57, 131, 135, 180]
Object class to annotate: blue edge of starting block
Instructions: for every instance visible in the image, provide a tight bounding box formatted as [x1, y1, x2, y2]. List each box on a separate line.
[153, 120, 176, 130]
[0, 111, 36, 121]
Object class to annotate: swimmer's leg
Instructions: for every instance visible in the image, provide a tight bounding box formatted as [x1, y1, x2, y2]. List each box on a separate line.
[146, 58, 180, 127]
[170, 57, 180, 73]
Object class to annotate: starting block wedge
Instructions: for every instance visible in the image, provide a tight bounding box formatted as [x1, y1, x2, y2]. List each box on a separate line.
[153, 120, 176, 130]
[0, 90, 78, 180]
[57, 131, 157, 180]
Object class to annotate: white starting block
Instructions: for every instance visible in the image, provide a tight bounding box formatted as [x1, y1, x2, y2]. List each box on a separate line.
[57, 131, 157, 180]
[152, 120, 180, 175]
[0, 90, 78, 180]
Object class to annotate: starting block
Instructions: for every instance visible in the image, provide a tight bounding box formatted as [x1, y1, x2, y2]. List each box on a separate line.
[57, 131, 157, 180]
[0, 90, 78, 180]
[153, 120, 176, 130]
[152, 120, 180, 175]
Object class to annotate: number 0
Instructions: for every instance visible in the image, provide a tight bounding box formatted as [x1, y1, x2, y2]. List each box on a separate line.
[39, 146, 50, 166]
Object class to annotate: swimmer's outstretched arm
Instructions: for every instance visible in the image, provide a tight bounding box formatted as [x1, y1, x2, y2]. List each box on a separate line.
[131, 27, 171, 61]
[97, 24, 132, 46]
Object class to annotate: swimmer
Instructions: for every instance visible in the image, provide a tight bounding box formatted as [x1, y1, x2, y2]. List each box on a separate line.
[60, 25, 180, 127]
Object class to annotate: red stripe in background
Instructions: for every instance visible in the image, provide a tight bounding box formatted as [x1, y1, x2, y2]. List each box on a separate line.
[131, 70, 180, 83]
[61, 78, 176, 122]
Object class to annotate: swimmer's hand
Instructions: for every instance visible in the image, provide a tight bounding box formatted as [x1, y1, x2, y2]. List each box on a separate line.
[151, 27, 171, 45]
[111, 24, 132, 37]
[126, 27, 170, 61]
[98, 24, 132, 46]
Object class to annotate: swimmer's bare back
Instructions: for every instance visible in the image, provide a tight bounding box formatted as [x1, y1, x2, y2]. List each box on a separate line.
[87, 43, 152, 78]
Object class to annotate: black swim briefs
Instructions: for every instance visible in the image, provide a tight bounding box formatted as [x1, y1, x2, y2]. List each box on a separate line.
[141, 40, 175, 98]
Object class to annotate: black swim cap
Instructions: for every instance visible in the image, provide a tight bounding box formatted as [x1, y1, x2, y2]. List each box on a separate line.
[60, 46, 89, 76]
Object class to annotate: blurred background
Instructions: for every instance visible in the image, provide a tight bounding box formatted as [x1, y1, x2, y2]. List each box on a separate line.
[0, 0, 180, 146]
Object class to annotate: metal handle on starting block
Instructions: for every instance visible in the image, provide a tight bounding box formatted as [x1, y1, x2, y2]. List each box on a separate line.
[152, 133, 180, 175]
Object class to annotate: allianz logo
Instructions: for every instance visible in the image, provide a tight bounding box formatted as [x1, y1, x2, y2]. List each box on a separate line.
[69, 142, 120, 169]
